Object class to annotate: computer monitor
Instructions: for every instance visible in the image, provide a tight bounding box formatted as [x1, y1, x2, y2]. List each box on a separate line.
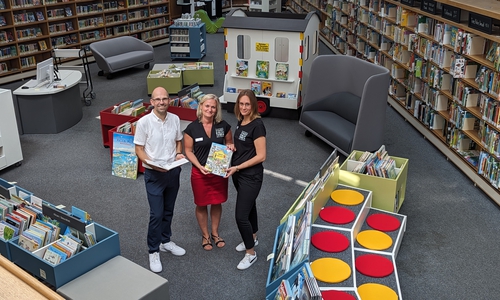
[36, 57, 54, 85]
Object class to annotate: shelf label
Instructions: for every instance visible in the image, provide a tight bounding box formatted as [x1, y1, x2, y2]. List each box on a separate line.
[420, 0, 439, 15]
[401, 0, 418, 7]
[441, 4, 462, 23]
[468, 12, 493, 34]
[255, 42, 269, 52]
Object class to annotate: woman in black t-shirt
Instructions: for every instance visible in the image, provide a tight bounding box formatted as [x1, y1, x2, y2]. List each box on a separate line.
[184, 94, 233, 251]
[225, 89, 266, 270]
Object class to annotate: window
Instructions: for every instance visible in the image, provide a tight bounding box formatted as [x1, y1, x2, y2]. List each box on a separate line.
[274, 37, 289, 62]
[303, 36, 309, 61]
[237, 35, 251, 59]
[312, 31, 318, 55]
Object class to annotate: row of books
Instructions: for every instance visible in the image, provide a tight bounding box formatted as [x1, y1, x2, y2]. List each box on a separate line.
[236, 60, 289, 81]
[274, 263, 321, 300]
[1, 181, 97, 262]
[111, 98, 146, 116]
[350, 145, 398, 179]
[228, 80, 298, 99]
[271, 201, 312, 282]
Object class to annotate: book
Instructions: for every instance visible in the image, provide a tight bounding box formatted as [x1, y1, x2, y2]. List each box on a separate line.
[205, 142, 233, 177]
[38, 40, 47, 51]
[256, 60, 269, 79]
[18, 233, 40, 252]
[112, 132, 138, 180]
[36, 11, 44, 21]
[275, 63, 289, 80]
[145, 158, 189, 171]
[43, 248, 62, 265]
[235, 59, 248, 77]
[250, 80, 261, 95]
[276, 92, 286, 98]
[262, 81, 272, 96]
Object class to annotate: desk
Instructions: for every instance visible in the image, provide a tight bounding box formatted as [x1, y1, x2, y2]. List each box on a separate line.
[13, 70, 82, 134]
[0, 255, 65, 300]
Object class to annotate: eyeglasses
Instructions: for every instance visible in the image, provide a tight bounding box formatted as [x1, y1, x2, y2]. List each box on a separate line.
[239, 102, 251, 107]
[152, 97, 170, 102]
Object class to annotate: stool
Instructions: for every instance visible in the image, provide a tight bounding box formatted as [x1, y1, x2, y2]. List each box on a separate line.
[57, 255, 169, 300]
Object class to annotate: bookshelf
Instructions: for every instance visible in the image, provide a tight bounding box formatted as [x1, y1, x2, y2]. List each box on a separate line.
[222, 0, 249, 11]
[248, 0, 281, 12]
[287, 0, 500, 203]
[169, 22, 206, 60]
[0, 0, 182, 84]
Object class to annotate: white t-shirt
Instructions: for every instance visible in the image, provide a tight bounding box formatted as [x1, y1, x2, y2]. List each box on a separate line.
[134, 111, 183, 169]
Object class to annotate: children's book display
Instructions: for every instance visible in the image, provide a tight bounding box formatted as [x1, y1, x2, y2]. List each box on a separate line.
[266, 150, 408, 299]
[275, 63, 289, 81]
[236, 59, 249, 77]
[339, 147, 409, 213]
[205, 142, 233, 177]
[0, 178, 120, 288]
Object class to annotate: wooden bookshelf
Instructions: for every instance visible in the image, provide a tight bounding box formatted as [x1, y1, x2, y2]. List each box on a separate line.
[0, 0, 182, 84]
[287, 0, 500, 203]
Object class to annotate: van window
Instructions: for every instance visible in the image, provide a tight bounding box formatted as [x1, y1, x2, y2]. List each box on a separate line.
[312, 31, 318, 55]
[237, 35, 251, 59]
[274, 37, 289, 62]
[303, 36, 309, 61]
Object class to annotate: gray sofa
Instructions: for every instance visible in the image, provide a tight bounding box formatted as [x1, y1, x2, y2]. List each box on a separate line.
[299, 55, 390, 156]
[89, 36, 154, 79]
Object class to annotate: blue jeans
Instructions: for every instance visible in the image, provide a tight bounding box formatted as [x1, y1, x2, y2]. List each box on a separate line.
[144, 167, 181, 253]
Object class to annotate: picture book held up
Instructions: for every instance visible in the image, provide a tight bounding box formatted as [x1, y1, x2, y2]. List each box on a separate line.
[205, 142, 233, 177]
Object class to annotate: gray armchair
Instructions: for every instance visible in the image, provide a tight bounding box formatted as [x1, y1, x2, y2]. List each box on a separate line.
[299, 55, 390, 156]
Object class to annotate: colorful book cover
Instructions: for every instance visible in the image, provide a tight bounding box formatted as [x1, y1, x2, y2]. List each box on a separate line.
[275, 63, 289, 80]
[276, 92, 286, 98]
[112, 132, 138, 180]
[256, 60, 269, 79]
[250, 80, 261, 95]
[205, 142, 233, 177]
[262, 81, 272, 96]
[236, 59, 248, 77]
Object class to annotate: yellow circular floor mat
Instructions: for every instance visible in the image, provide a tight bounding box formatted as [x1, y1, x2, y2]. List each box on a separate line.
[356, 230, 393, 251]
[310, 257, 351, 283]
[358, 283, 398, 300]
[330, 189, 364, 206]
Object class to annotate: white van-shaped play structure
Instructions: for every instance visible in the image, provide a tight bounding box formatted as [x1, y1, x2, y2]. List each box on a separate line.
[222, 9, 320, 117]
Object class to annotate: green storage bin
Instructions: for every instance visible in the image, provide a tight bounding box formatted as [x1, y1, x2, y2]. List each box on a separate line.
[147, 70, 183, 95]
[182, 62, 214, 86]
[339, 150, 408, 213]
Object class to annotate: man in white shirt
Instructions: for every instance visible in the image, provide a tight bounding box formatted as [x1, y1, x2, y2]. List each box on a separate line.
[134, 87, 186, 273]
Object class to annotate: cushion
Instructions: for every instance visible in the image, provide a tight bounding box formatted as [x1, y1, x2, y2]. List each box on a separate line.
[107, 51, 154, 72]
[303, 92, 361, 124]
[300, 110, 355, 153]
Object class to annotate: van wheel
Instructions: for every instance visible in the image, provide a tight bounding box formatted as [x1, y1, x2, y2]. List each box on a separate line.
[257, 98, 271, 117]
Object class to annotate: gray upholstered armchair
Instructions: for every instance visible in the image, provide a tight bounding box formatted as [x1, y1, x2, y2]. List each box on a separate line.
[299, 55, 390, 156]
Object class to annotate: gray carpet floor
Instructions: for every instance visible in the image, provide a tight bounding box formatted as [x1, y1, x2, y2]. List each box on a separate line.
[1, 32, 500, 299]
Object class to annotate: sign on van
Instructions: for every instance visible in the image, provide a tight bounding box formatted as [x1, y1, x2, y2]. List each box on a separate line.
[256, 43, 269, 52]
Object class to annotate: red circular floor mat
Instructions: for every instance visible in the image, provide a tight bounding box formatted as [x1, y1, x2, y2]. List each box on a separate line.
[366, 213, 401, 232]
[322, 290, 356, 300]
[319, 206, 356, 225]
[355, 254, 394, 278]
[311, 231, 350, 253]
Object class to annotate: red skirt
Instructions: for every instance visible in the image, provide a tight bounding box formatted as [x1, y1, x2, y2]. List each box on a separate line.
[191, 166, 228, 206]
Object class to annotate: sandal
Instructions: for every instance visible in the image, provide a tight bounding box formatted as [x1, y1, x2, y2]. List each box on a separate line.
[211, 234, 225, 248]
[202, 236, 212, 251]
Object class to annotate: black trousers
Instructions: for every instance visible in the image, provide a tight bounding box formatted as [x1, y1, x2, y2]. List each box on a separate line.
[232, 170, 263, 250]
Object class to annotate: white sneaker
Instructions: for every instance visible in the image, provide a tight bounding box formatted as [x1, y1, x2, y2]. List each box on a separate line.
[160, 241, 186, 256]
[235, 239, 258, 252]
[237, 252, 257, 270]
[149, 252, 162, 273]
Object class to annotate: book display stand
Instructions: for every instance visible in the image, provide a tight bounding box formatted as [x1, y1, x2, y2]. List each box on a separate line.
[266, 152, 408, 299]
[339, 150, 409, 213]
[0, 178, 120, 289]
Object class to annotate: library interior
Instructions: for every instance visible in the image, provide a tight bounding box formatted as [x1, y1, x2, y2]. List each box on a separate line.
[1, 0, 500, 299]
